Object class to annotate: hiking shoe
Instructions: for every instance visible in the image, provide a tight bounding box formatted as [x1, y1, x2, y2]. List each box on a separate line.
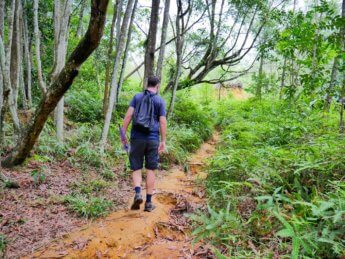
[144, 202, 156, 212]
[130, 193, 143, 210]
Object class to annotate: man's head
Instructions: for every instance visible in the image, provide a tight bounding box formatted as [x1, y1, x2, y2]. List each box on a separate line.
[147, 76, 160, 89]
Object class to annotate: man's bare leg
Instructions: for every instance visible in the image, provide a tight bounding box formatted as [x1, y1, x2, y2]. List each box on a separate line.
[131, 169, 143, 210]
[144, 170, 156, 212]
[132, 169, 142, 187]
[146, 170, 155, 195]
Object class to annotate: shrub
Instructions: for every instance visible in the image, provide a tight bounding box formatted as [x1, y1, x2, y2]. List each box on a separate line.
[172, 94, 214, 141]
[0, 234, 6, 257]
[65, 90, 103, 123]
[74, 142, 104, 168]
[64, 195, 112, 218]
[71, 178, 110, 195]
[194, 99, 345, 257]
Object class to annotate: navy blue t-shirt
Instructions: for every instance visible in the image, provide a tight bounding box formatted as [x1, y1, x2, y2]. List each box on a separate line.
[130, 91, 166, 141]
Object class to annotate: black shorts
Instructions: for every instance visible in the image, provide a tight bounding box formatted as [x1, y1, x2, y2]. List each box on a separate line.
[129, 139, 159, 171]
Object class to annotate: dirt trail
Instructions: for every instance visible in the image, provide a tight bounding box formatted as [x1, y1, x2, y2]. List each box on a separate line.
[29, 133, 219, 259]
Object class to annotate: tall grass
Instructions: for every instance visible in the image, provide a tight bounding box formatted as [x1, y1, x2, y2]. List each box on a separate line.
[192, 99, 345, 258]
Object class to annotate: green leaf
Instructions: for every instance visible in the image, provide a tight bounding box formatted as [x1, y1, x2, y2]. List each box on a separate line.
[292, 238, 301, 259]
[276, 228, 294, 238]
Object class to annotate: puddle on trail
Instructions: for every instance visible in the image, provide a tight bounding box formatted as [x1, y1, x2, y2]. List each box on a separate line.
[28, 133, 219, 259]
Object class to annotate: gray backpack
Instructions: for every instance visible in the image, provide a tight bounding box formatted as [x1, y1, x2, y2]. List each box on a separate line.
[132, 90, 156, 133]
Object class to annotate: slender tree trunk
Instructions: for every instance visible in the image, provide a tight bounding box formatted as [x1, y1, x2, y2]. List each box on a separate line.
[1, 1, 22, 143]
[116, 0, 138, 105]
[6, 0, 21, 131]
[168, 48, 182, 116]
[18, 3, 28, 110]
[156, 0, 170, 86]
[256, 55, 264, 99]
[324, 57, 338, 112]
[23, 4, 32, 107]
[0, 0, 4, 38]
[103, 0, 121, 117]
[279, 57, 287, 99]
[10, 0, 21, 111]
[339, 0, 345, 132]
[0, 0, 4, 144]
[100, 0, 135, 150]
[34, 0, 47, 95]
[1, 0, 110, 168]
[52, 0, 72, 142]
[168, 0, 183, 116]
[76, 0, 87, 38]
[339, 82, 345, 132]
[144, 0, 160, 87]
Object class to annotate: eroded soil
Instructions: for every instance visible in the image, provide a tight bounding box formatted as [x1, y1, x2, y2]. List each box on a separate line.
[0, 160, 132, 258]
[28, 133, 219, 259]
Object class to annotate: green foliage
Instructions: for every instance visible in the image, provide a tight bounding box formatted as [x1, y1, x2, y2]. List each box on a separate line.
[273, 1, 344, 102]
[191, 204, 246, 249]
[0, 234, 6, 256]
[71, 178, 110, 196]
[3, 179, 20, 189]
[171, 93, 214, 141]
[74, 142, 104, 168]
[65, 90, 103, 123]
[101, 168, 115, 180]
[161, 93, 215, 165]
[31, 169, 46, 187]
[194, 99, 345, 257]
[64, 195, 112, 219]
[161, 124, 201, 165]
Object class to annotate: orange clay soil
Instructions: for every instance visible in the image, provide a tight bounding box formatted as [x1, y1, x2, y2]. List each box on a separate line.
[231, 87, 250, 100]
[28, 133, 219, 259]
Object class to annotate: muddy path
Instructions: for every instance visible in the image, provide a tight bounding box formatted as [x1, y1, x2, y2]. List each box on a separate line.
[28, 133, 219, 258]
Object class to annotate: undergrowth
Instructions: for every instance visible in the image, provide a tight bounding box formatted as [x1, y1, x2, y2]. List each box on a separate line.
[1, 92, 215, 220]
[161, 93, 215, 166]
[64, 195, 113, 218]
[192, 99, 345, 258]
[0, 234, 6, 257]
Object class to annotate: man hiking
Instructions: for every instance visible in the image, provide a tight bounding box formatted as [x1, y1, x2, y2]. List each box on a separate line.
[121, 76, 167, 212]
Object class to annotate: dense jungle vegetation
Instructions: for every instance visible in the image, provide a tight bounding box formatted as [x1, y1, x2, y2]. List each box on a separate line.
[0, 0, 344, 258]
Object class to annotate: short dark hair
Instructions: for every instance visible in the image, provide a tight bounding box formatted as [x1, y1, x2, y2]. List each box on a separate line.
[147, 76, 160, 87]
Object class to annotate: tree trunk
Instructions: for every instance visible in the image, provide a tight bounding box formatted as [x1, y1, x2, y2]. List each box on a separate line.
[0, 0, 4, 144]
[144, 0, 160, 87]
[6, 0, 21, 132]
[100, 0, 135, 150]
[52, 0, 72, 142]
[0, 0, 4, 38]
[116, 0, 138, 105]
[103, 0, 122, 117]
[10, 0, 21, 112]
[1, 0, 110, 168]
[18, 3, 28, 110]
[324, 57, 338, 112]
[33, 0, 47, 95]
[279, 57, 287, 99]
[339, 0, 345, 132]
[256, 55, 264, 99]
[168, 0, 184, 117]
[156, 0, 170, 86]
[23, 3, 32, 107]
[76, 0, 87, 38]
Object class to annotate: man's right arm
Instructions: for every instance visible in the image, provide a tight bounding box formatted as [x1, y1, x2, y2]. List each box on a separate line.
[122, 107, 134, 144]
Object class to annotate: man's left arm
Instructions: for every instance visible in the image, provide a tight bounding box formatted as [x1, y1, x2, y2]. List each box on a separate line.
[159, 116, 167, 153]
[158, 99, 167, 153]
